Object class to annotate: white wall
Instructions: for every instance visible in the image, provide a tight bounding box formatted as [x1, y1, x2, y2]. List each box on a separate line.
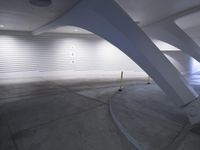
[0, 31, 145, 82]
[0, 31, 199, 83]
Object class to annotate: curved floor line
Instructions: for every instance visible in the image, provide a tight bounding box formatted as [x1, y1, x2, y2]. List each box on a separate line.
[109, 94, 142, 150]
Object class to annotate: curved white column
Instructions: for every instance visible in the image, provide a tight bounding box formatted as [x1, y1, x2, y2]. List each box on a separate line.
[33, 0, 200, 125]
[143, 22, 200, 63]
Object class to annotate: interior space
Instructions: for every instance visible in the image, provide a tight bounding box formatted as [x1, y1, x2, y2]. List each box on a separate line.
[1, 0, 200, 150]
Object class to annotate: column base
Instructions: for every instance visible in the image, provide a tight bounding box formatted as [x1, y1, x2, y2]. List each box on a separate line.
[183, 97, 200, 126]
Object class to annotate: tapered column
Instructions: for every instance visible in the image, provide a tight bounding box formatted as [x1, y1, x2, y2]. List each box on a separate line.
[33, 0, 200, 125]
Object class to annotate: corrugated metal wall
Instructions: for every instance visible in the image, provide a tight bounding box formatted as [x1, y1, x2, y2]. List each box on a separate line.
[0, 31, 199, 81]
[0, 32, 143, 77]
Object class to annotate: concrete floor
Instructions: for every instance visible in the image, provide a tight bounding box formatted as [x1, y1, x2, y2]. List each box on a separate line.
[0, 73, 200, 150]
[0, 81, 135, 150]
[110, 83, 189, 150]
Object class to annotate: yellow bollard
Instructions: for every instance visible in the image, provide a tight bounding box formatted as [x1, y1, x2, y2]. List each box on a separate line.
[118, 71, 124, 91]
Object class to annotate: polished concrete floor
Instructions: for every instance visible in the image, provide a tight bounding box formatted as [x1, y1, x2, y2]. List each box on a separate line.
[0, 73, 200, 150]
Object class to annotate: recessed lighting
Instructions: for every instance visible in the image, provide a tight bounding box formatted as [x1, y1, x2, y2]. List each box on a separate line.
[0, 25, 4, 28]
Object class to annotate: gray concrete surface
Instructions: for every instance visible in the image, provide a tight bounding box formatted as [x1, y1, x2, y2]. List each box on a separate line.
[1, 72, 200, 150]
[110, 84, 188, 150]
[108, 72, 200, 150]
[63, 72, 200, 150]
[0, 81, 134, 150]
[177, 133, 200, 150]
[73, 81, 189, 150]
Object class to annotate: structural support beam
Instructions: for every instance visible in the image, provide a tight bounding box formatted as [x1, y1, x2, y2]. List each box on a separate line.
[142, 5, 200, 63]
[143, 22, 200, 63]
[33, 0, 200, 125]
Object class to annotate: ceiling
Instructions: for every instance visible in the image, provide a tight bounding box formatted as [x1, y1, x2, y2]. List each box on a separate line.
[116, 0, 200, 26]
[0, 0, 200, 39]
[176, 11, 200, 30]
[48, 26, 92, 34]
[0, 0, 79, 31]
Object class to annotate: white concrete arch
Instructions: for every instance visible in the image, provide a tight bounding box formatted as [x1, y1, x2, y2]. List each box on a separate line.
[143, 22, 200, 63]
[152, 39, 180, 51]
[33, 0, 200, 125]
[142, 5, 200, 63]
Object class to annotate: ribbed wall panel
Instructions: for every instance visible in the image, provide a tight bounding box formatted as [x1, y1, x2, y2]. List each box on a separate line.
[0, 32, 143, 77]
[0, 31, 197, 79]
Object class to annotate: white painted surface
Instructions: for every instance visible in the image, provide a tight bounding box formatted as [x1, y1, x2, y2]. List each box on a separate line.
[1, 0, 200, 31]
[0, 32, 145, 79]
[175, 11, 200, 30]
[153, 39, 180, 51]
[33, 0, 200, 124]
[0, 31, 199, 84]
[164, 51, 200, 74]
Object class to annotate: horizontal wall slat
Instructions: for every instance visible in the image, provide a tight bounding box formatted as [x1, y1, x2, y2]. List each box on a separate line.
[0, 32, 142, 75]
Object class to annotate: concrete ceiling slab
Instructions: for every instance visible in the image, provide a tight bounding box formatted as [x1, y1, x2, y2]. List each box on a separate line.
[0, 0, 200, 35]
[48, 26, 92, 34]
[0, 0, 79, 31]
[115, 0, 200, 26]
[176, 11, 200, 30]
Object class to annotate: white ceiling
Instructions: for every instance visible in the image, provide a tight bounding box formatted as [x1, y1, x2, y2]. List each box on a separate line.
[0, 0, 79, 31]
[0, 0, 200, 38]
[48, 26, 92, 34]
[115, 0, 200, 26]
[176, 11, 200, 30]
